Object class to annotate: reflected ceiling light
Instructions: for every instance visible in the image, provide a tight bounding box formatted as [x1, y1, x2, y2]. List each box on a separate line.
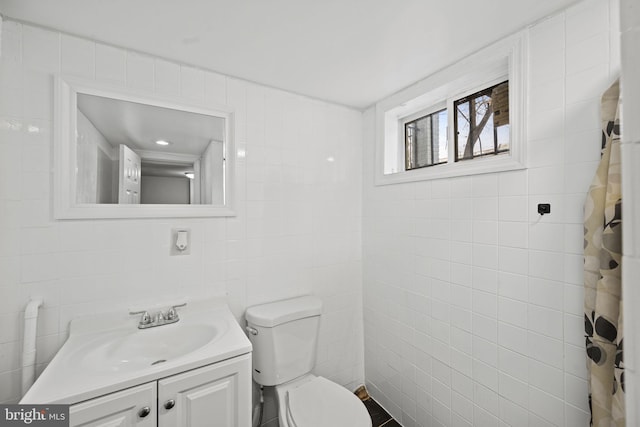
[155, 140, 170, 146]
[184, 172, 195, 179]
[327, 156, 335, 162]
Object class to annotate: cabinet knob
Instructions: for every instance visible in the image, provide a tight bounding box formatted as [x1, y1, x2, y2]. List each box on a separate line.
[138, 406, 151, 418]
[164, 399, 176, 410]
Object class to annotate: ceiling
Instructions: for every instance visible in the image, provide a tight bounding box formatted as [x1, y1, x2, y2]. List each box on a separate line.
[77, 93, 225, 157]
[0, 0, 579, 109]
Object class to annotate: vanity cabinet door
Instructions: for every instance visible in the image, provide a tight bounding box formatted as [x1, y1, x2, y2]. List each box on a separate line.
[69, 382, 157, 427]
[158, 353, 251, 427]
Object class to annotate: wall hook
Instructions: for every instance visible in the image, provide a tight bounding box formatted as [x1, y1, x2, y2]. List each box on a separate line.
[537, 203, 551, 215]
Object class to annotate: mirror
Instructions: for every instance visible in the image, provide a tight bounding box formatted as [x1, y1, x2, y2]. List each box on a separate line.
[54, 76, 235, 219]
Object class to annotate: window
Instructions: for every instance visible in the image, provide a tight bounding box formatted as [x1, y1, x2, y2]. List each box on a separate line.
[454, 81, 509, 161]
[404, 108, 448, 170]
[375, 30, 527, 185]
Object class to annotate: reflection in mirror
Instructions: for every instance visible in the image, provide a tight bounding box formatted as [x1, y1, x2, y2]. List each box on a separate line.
[75, 94, 225, 205]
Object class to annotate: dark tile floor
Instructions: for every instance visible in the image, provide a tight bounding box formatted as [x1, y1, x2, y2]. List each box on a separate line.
[363, 398, 402, 427]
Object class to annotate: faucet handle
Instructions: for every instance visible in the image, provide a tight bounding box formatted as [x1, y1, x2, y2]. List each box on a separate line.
[129, 310, 152, 325]
[166, 303, 186, 320]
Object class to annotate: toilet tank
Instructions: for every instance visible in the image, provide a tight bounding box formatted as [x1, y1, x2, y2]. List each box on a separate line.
[245, 296, 322, 386]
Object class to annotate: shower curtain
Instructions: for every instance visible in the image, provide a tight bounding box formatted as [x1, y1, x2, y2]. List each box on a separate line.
[584, 80, 624, 427]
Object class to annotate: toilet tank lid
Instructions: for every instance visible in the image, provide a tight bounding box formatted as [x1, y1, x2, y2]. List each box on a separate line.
[245, 296, 322, 327]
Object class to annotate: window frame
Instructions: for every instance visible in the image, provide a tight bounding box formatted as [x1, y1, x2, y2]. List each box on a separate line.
[374, 30, 528, 185]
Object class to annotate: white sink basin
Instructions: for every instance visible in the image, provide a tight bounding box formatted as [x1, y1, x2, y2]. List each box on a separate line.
[68, 322, 223, 373]
[21, 298, 252, 404]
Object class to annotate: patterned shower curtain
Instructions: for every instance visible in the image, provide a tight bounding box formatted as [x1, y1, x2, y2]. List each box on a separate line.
[584, 79, 624, 427]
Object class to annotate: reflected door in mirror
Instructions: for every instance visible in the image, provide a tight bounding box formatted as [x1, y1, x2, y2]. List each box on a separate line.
[118, 145, 141, 204]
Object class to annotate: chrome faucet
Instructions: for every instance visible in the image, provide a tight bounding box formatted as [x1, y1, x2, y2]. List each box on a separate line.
[129, 303, 187, 329]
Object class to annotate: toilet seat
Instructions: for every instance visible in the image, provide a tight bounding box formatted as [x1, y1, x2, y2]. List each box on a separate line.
[282, 376, 371, 427]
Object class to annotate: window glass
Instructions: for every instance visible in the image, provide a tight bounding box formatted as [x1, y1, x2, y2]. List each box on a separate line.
[454, 81, 509, 161]
[404, 109, 448, 170]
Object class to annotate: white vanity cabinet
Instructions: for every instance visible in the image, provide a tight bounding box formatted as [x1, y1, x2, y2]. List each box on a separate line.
[158, 354, 251, 426]
[69, 382, 157, 427]
[69, 354, 251, 427]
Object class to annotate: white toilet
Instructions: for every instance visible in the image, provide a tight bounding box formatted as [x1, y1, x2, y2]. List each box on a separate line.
[245, 295, 371, 427]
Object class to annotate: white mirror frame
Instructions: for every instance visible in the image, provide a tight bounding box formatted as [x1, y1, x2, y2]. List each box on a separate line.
[53, 75, 236, 219]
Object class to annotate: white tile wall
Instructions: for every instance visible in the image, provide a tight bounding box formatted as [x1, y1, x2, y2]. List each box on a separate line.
[0, 20, 364, 405]
[363, 0, 620, 425]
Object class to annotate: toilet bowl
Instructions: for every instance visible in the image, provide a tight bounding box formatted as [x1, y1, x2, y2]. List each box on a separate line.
[245, 296, 371, 427]
[276, 374, 371, 427]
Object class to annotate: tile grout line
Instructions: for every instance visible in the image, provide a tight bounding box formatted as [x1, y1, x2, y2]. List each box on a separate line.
[378, 419, 397, 427]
